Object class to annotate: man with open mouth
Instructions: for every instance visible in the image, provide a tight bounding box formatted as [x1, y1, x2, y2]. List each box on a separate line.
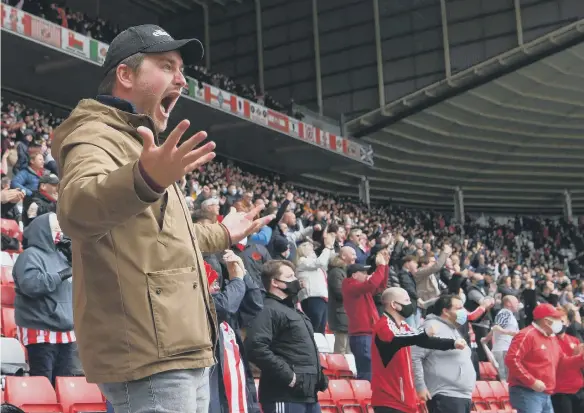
[51, 24, 274, 413]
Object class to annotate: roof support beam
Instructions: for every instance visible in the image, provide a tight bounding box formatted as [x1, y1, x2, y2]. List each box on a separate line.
[514, 0, 524, 46]
[439, 0, 452, 78]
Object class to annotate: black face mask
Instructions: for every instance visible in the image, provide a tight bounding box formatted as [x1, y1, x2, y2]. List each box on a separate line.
[395, 302, 415, 318]
[276, 279, 302, 297]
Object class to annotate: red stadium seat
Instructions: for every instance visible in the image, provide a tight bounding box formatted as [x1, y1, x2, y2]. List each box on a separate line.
[320, 352, 332, 376]
[328, 379, 360, 412]
[4, 376, 63, 412]
[1, 218, 22, 242]
[2, 307, 17, 338]
[1, 265, 14, 284]
[55, 376, 106, 413]
[488, 381, 511, 410]
[350, 380, 373, 413]
[326, 354, 354, 378]
[1, 284, 16, 306]
[479, 361, 498, 380]
[317, 387, 336, 413]
[477, 381, 497, 402]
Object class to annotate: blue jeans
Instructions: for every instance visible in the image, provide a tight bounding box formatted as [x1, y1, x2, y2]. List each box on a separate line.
[509, 386, 554, 413]
[349, 335, 371, 381]
[99, 367, 209, 413]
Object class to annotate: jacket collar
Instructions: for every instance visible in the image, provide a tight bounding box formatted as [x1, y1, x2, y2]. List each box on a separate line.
[96, 95, 138, 114]
[266, 292, 296, 308]
[532, 321, 553, 337]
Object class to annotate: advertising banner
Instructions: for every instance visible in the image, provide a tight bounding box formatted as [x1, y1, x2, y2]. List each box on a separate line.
[89, 39, 108, 64]
[249, 103, 268, 126]
[187, 78, 205, 100]
[205, 85, 236, 112]
[233, 96, 250, 118]
[31, 16, 61, 48]
[267, 110, 289, 134]
[61, 27, 89, 58]
[2, 5, 31, 36]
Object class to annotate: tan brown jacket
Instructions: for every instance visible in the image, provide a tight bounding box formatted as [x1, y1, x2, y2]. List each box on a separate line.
[53, 99, 229, 383]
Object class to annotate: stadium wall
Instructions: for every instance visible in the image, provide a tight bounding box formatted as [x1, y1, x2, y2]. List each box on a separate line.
[207, 0, 582, 121]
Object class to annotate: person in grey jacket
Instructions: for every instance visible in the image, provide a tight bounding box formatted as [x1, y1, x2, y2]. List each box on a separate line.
[12, 212, 77, 385]
[412, 294, 475, 413]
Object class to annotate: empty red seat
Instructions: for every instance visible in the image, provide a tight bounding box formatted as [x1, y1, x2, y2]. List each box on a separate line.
[317, 387, 336, 413]
[1, 284, 16, 306]
[489, 381, 511, 410]
[473, 381, 499, 411]
[328, 379, 360, 412]
[2, 307, 17, 338]
[480, 361, 498, 380]
[326, 353, 354, 378]
[1, 265, 14, 284]
[55, 376, 106, 413]
[350, 379, 373, 412]
[4, 376, 63, 412]
[1, 218, 22, 242]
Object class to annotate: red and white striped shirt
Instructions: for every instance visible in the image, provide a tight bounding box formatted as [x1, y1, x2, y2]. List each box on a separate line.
[221, 321, 248, 413]
[17, 326, 76, 346]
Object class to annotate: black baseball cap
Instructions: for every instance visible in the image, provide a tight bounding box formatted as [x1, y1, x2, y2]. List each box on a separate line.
[347, 264, 371, 277]
[102, 24, 204, 75]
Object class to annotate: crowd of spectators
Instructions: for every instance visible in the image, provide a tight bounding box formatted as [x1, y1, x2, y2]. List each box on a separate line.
[2, 99, 584, 412]
[2, 0, 120, 43]
[2, 0, 305, 119]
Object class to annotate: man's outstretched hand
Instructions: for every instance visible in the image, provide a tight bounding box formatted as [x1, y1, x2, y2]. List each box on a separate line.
[137, 120, 215, 189]
[222, 205, 276, 244]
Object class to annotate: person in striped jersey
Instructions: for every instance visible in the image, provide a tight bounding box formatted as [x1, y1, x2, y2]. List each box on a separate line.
[12, 212, 78, 385]
[209, 249, 263, 413]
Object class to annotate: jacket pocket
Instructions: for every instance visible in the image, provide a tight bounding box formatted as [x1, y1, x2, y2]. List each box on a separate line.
[146, 267, 211, 357]
[291, 371, 318, 398]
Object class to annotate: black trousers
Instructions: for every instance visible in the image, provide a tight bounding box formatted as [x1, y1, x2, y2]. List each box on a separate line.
[551, 390, 584, 413]
[373, 407, 406, 413]
[27, 342, 81, 385]
[427, 394, 471, 413]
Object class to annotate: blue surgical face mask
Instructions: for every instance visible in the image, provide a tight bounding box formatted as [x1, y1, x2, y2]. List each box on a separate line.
[455, 309, 468, 325]
[476, 280, 485, 288]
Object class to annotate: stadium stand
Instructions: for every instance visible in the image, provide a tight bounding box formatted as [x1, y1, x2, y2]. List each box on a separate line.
[1, 97, 582, 411]
[1, 2, 583, 412]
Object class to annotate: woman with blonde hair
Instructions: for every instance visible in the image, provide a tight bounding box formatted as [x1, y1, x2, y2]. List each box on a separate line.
[296, 232, 336, 333]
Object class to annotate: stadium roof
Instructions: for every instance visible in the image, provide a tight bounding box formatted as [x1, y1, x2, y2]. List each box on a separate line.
[324, 20, 584, 215]
[131, 0, 239, 14]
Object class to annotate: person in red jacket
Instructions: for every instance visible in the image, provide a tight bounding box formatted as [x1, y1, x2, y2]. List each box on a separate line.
[552, 308, 584, 413]
[342, 249, 389, 381]
[505, 303, 584, 413]
[371, 288, 467, 413]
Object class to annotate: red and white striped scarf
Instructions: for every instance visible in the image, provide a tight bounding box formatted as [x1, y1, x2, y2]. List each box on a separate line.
[17, 326, 76, 346]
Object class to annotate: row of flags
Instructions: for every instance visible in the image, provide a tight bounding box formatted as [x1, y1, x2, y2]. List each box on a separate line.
[189, 80, 371, 163]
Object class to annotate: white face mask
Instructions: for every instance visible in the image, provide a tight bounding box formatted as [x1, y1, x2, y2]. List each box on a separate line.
[550, 320, 563, 335]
